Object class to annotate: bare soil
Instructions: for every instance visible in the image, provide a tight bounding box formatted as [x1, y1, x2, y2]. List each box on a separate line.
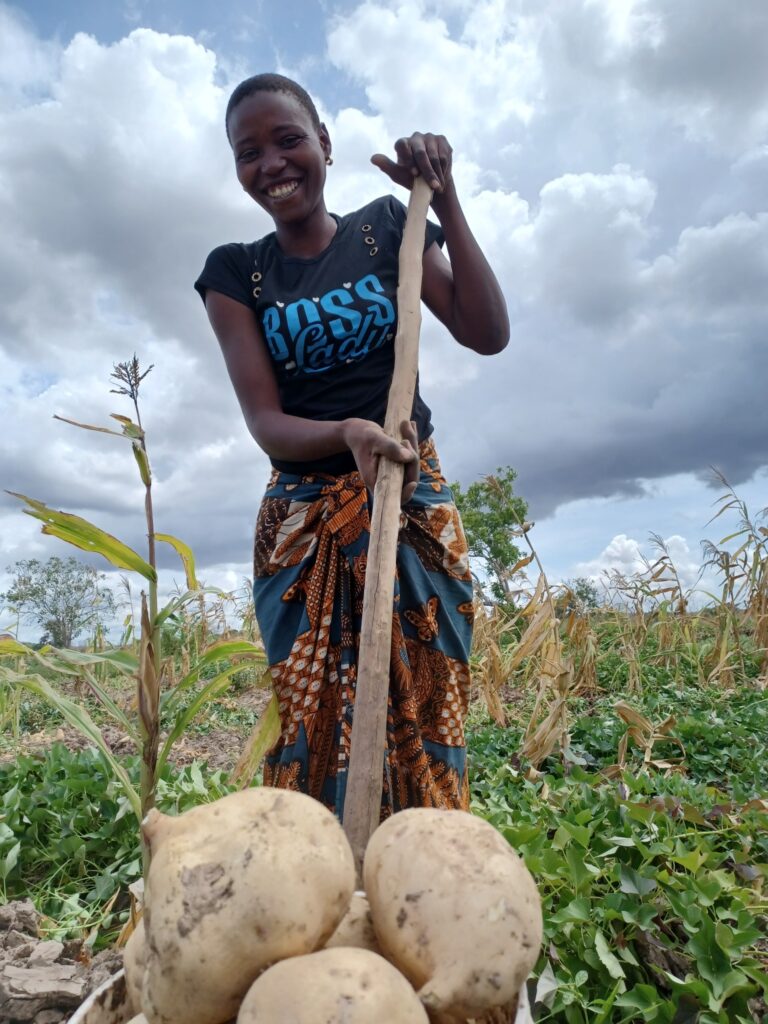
[0, 687, 272, 774]
[0, 901, 123, 1024]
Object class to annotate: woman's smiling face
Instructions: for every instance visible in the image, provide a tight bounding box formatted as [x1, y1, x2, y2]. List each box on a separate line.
[228, 90, 331, 227]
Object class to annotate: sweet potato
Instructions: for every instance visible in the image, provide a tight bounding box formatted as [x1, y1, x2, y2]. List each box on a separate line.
[236, 947, 429, 1023]
[123, 917, 146, 1016]
[141, 788, 355, 1024]
[363, 808, 542, 1019]
[324, 891, 382, 954]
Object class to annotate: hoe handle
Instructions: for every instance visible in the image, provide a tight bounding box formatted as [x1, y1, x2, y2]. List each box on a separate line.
[343, 177, 433, 876]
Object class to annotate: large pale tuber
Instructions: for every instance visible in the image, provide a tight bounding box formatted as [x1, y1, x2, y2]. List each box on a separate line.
[141, 788, 355, 1024]
[123, 917, 146, 1016]
[324, 891, 382, 955]
[363, 808, 542, 1019]
[236, 947, 429, 1023]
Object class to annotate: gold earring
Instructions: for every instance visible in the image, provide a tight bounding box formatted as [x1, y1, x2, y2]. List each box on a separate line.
[325, 155, 333, 165]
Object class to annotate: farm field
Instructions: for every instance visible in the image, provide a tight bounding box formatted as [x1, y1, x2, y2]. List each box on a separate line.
[1, 598, 766, 1024]
[1, 374, 766, 1022]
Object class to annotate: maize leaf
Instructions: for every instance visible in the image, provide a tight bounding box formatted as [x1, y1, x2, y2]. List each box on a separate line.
[110, 414, 144, 439]
[156, 533, 198, 590]
[161, 639, 267, 713]
[8, 492, 156, 581]
[229, 692, 280, 789]
[132, 443, 151, 487]
[154, 586, 227, 628]
[0, 637, 27, 656]
[157, 661, 270, 777]
[53, 414, 125, 437]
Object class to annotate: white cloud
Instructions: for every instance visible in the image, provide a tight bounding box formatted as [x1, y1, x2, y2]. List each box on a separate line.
[549, 0, 768, 154]
[646, 212, 768, 315]
[576, 532, 646, 576]
[523, 166, 656, 325]
[621, 0, 768, 152]
[0, 0, 766, 596]
[327, 1, 542, 157]
[574, 531, 702, 596]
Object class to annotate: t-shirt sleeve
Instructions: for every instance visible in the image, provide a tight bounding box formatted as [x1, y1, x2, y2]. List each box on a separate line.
[194, 243, 254, 308]
[386, 195, 445, 252]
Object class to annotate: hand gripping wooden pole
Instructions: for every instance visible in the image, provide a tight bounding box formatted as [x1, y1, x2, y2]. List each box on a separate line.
[343, 176, 433, 876]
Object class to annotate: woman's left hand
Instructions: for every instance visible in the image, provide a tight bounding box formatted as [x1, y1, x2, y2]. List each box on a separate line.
[371, 133, 453, 194]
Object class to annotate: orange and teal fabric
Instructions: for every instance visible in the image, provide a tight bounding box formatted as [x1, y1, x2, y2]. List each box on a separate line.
[252, 438, 474, 820]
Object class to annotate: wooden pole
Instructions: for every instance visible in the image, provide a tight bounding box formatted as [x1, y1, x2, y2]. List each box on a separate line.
[343, 177, 433, 876]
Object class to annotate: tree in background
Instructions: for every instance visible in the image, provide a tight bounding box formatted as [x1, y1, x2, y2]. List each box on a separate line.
[563, 576, 601, 613]
[2, 556, 116, 647]
[451, 467, 530, 605]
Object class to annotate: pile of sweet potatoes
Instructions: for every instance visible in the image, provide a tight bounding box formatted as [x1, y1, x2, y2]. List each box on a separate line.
[123, 790, 542, 1024]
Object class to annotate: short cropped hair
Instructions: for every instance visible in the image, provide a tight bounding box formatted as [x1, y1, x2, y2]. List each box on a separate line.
[225, 73, 321, 142]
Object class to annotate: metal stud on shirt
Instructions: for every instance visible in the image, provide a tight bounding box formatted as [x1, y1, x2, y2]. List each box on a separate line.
[251, 271, 262, 282]
[361, 225, 378, 256]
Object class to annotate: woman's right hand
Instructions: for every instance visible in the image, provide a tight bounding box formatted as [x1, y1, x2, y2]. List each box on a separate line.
[371, 132, 453, 195]
[342, 418, 419, 503]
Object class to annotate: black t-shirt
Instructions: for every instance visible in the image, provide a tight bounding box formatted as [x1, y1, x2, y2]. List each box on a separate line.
[194, 195, 444, 475]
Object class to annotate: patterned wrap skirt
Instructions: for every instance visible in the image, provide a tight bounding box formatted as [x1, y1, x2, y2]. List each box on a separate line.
[252, 437, 474, 821]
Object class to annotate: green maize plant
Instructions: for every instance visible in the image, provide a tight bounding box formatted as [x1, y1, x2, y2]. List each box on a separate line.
[0, 357, 275, 873]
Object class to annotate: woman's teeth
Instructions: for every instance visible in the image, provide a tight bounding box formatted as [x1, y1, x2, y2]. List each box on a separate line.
[267, 181, 300, 199]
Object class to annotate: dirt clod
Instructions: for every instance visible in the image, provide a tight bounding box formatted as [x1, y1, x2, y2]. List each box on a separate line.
[1, 901, 123, 1024]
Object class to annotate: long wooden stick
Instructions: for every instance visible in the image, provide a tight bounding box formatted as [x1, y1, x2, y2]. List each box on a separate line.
[343, 177, 433, 875]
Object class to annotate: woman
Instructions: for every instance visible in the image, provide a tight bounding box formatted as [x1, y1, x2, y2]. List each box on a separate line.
[195, 73, 508, 820]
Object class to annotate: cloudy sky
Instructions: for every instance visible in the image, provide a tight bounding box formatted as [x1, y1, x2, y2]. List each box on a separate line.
[2, 0, 767, 627]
